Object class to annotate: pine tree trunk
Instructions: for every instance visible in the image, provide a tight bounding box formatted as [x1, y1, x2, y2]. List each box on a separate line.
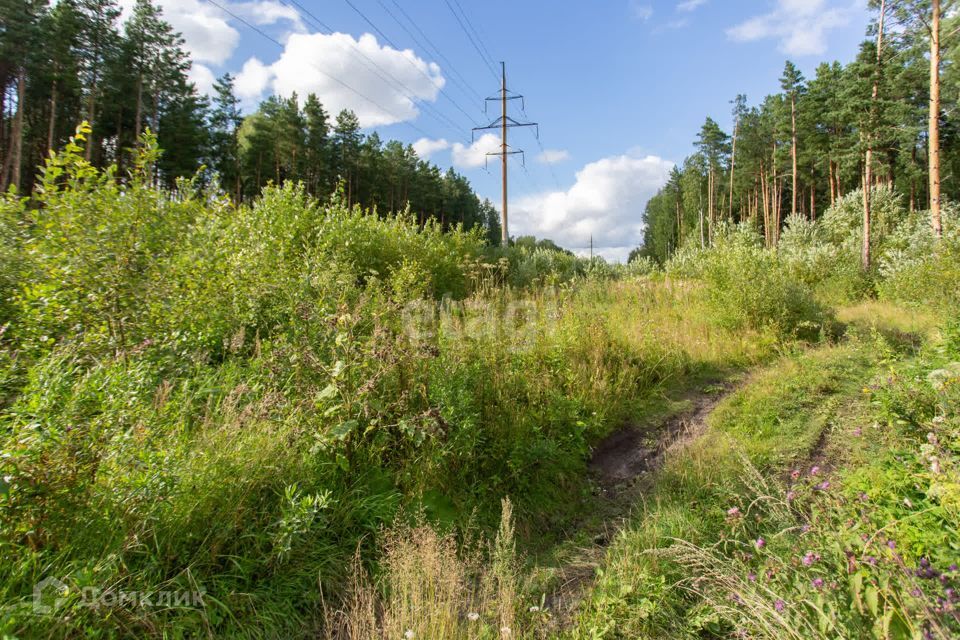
[761, 164, 770, 247]
[729, 120, 738, 219]
[708, 168, 714, 242]
[10, 69, 25, 192]
[134, 74, 143, 140]
[930, 0, 942, 237]
[810, 178, 816, 221]
[85, 71, 98, 161]
[48, 76, 58, 151]
[791, 95, 798, 219]
[829, 159, 836, 205]
[863, 0, 884, 271]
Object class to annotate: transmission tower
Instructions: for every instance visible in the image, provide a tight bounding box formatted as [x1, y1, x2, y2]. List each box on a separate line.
[472, 62, 537, 245]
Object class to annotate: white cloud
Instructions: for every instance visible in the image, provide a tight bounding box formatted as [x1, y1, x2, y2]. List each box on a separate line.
[451, 134, 501, 168]
[232, 0, 304, 28]
[677, 0, 707, 11]
[629, 1, 654, 21]
[537, 149, 570, 165]
[413, 137, 450, 158]
[116, 0, 304, 66]
[237, 32, 445, 127]
[188, 62, 216, 96]
[727, 0, 860, 57]
[513, 153, 674, 260]
[574, 246, 635, 263]
[235, 57, 273, 101]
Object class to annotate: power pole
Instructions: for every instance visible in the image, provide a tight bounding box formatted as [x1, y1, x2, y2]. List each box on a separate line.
[473, 62, 537, 246]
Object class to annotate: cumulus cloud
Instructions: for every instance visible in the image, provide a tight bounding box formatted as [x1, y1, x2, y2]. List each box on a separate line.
[513, 153, 674, 262]
[413, 137, 450, 158]
[451, 134, 501, 168]
[188, 62, 216, 96]
[727, 0, 860, 56]
[537, 149, 570, 165]
[116, 0, 304, 66]
[233, 32, 445, 126]
[235, 57, 273, 101]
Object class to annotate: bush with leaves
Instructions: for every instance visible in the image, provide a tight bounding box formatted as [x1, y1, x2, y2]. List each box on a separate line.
[878, 204, 960, 311]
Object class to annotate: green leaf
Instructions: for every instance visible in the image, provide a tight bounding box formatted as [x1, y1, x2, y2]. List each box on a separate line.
[316, 384, 338, 403]
[865, 585, 879, 617]
[330, 420, 358, 442]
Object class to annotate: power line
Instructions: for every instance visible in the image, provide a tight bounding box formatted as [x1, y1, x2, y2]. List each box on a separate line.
[473, 62, 538, 244]
[450, 0, 499, 72]
[377, 0, 486, 107]
[201, 0, 439, 140]
[522, 104, 561, 190]
[340, 0, 482, 129]
[279, 0, 467, 140]
[443, 0, 499, 83]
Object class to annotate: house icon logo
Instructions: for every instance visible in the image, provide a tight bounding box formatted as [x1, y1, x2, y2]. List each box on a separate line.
[33, 576, 68, 614]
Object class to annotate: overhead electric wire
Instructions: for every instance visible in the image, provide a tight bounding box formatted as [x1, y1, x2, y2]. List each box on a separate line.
[279, 0, 468, 141]
[443, 0, 499, 83]
[201, 0, 441, 140]
[521, 104, 561, 190]
[339, 0, 482, 129]
[377, 0, 486, 107]
[450, 0, 499, 73]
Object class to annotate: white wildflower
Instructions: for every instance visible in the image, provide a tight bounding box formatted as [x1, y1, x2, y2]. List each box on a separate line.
[529, 605, 540, 612]
[404, 630, 415, 640]
[500, 627, 512, 637]
[467, 612, 480, 621]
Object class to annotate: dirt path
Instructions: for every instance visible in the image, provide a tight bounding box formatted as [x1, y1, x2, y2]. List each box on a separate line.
[542, 380, 740, 626]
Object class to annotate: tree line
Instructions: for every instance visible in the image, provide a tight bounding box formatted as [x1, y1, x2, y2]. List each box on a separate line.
[638, 0, 955, 267]
[0, 0, 501, 242]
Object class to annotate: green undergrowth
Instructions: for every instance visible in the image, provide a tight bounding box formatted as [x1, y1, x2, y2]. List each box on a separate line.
[0, 135, 780, 639]
[568, 307, 959, 639]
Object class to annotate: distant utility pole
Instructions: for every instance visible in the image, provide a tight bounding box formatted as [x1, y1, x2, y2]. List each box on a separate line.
[473, 62, 538, 246]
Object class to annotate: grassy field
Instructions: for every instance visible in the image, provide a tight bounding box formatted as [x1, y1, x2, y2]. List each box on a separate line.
[1, 139, 958, 639]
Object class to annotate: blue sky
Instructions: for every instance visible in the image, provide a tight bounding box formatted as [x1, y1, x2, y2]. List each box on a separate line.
[132, 0, 873, 260]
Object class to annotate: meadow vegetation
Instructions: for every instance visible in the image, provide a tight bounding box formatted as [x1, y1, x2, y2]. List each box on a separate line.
[0, 131, 957, 639]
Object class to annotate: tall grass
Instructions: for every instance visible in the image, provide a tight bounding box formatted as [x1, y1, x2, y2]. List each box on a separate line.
[0, 130, 778, 638]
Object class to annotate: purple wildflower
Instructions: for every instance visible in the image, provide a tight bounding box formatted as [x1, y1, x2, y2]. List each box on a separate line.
[748, 572, 757, 582]
[866, 556, 878, 566]
[812, 578, 824, 589]
[810, 465, 821, 476]
[790, 469, 801, 481]
[853, 427, 863, 437]
[756, 538, 766, 549]
[727, 506, 741, 518]
[774, 599, 785, 612]
[887, 540, 897, 550]
[815, 481, 831, 491]
[786, 491, 797, 502]
[802, 552, 819, 566]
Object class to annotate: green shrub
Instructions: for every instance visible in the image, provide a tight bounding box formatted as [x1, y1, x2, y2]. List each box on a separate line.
[666, 225, 830, 339]
[878, 205, 960, 311]
[778, 215, 873, 305]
